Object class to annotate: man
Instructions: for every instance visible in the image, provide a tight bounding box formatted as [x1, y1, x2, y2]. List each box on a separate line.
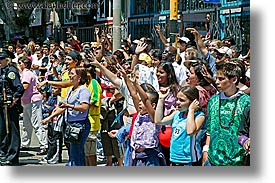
[202, 62, 250, 166]
[0, 48, 24, 166]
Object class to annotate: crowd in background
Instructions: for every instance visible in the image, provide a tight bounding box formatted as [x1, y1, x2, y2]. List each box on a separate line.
[0, 18, 251, 166]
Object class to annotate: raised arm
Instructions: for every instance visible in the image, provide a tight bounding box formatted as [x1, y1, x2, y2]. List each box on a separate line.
[154, 89, 175, 125]
[88, 54, 122, 88]
[186, 28, 208, 57]
[131, 42, 148, 70]
[155, 24, 168, 45]
[133, 81, 155, 121]
[37, 79, 73, 90]
[186, 99, 205, 135]
[117, 64, 139, 111]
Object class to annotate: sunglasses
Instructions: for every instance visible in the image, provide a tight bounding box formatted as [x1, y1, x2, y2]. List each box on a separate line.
[162, 50, 169, 54]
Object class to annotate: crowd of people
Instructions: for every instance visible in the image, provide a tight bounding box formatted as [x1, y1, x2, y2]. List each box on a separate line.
[0, 23, 250, 166]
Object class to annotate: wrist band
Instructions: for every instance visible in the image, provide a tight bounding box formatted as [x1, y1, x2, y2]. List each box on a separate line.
[203, 145, 209, 152]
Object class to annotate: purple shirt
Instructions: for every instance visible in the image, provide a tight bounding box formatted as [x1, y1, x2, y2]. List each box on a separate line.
[130, 113, 161, 150]
[65, 85, 91, 122]
[20, 69, 42, 105]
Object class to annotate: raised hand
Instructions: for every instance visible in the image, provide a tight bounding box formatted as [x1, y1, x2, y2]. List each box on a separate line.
[88, 53, 100, 66]
[94, 27, 99, 35]
[129, 72, 138, 84]
[135, 42, 148, 55]
[201, 64, 214, 84]
[116, 63, 127, 77]
[189, 99, 200, 112]
[186, 28, 200, 37]
[155, 24, 161, 33]
[159, 87, 170, 100]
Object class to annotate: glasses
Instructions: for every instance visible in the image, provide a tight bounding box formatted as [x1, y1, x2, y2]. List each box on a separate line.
[162, 50, 169, 54]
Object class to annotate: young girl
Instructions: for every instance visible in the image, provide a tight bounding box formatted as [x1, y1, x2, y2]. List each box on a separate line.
[155, 86, 205, 166]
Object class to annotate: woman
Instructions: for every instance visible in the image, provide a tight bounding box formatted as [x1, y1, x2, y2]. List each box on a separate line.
[42, 66, 91, 166]
[156, 61, 180, 166]
[185, 59, 217, 116]
[19, 56, 48, 155]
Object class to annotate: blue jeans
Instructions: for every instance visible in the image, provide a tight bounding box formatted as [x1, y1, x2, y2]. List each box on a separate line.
[69, 118, 91, 166]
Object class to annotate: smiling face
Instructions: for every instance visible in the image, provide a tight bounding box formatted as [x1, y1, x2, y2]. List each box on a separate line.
[69, 68, 80, 85]
[65, 56, 77, 69]
[156, 66, 168, 87]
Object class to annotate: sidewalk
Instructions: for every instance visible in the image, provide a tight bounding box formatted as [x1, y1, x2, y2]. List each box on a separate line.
[16, 119, 106, 166]
[18, 119, 69, 166]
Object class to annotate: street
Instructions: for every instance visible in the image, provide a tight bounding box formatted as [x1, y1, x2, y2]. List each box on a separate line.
[17, 119, 69, 166]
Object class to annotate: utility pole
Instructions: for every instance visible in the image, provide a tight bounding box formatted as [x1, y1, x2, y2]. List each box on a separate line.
[169, 0, 178, 44]
[113, 0, 121, 52]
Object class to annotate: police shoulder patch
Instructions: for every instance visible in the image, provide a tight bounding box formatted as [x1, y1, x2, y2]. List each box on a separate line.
[8, 72, 16, 80]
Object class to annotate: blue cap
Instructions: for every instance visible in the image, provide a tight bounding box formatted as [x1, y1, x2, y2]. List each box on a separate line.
[0, 48, 15, 59]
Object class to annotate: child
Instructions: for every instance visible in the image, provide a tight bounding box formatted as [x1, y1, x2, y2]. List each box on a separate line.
[115, 64, 165, 166]
[41, 86, 63, 164]
[202, 62, 250, 166]
[155, 86, 206, 166]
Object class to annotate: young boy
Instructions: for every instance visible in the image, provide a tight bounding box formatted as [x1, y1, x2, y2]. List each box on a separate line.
[202, 62, 250, 166]
[41, 86, 63, 164]
[118, 64, 165, 166]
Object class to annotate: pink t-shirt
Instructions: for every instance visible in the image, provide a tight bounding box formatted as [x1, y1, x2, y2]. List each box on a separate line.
[20, 69, 42, 105]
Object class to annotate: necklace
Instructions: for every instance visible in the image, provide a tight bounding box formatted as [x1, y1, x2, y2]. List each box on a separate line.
[218, 96, 239, 129]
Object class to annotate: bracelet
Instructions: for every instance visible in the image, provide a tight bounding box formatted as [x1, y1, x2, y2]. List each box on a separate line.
[202, 145, 209, 152]
[46, 81, 48, 85]
[72, 104, 75, 110]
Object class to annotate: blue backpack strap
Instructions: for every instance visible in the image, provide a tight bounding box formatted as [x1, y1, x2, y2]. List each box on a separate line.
[111, 106, 128, 127]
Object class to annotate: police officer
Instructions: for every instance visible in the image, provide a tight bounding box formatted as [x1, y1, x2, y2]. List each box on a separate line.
[0, 48, 24, 166]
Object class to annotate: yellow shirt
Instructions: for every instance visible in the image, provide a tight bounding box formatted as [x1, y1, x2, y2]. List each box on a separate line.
[85, 79, 102, 132]
[61, 71, 71, 99]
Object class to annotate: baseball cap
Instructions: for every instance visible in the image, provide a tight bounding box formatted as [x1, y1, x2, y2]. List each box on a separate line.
[183, 57, 202, 68]
[138, 53, 152, 67]
[0, 48, 15, 59]
[214, 47, 232, 58]
[178, 36, 190, 44]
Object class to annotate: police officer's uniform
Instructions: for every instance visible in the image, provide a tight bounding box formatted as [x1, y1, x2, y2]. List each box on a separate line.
[0, 48, 24, 166]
